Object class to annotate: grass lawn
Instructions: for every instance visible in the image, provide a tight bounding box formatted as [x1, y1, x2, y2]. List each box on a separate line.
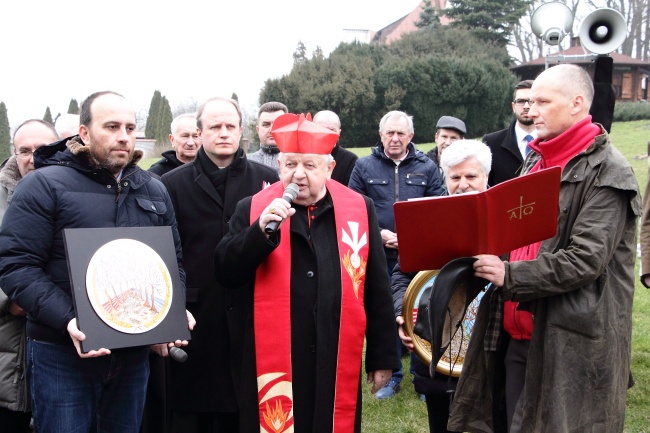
[142, 120, 650, 432]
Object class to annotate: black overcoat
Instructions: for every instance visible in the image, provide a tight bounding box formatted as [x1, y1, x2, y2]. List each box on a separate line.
[161, 152, 278, 413]
[330, 143, 358, 186]
[214, 190, 399, 433]
[482, 120, 523, 186]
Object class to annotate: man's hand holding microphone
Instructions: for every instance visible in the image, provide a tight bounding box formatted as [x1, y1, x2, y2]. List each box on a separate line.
[260, 183, 299, 236]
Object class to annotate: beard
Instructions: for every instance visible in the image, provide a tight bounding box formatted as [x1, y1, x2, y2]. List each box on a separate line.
[516, 113, 534, 126]
[89, 147, 133, 175]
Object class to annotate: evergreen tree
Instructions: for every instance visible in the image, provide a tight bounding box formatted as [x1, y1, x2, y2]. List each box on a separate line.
[68, 99, 80, 114]
[312, 46, 324, 60]
[445, 0, 530, 46]
[0, 102, 11, 160]
[259, 28, 514, 145]
[415, 0, 440, 29]
[156, 96, 173, 146]
[145, 90, 162, 139]
[43, 107, 53, 124]
[293, 41, 307, 65]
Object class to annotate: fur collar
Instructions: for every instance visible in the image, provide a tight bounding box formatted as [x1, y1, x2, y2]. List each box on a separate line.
[0, 156, 21, 193]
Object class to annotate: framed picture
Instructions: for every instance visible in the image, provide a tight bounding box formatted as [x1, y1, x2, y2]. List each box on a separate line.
[64, 226, 190, 352]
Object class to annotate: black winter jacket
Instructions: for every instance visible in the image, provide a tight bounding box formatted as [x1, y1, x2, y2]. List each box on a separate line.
[148, 149, 185, 177]
[0, 137, 184, 346]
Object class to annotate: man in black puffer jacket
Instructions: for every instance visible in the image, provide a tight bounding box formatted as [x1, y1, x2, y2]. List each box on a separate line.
[0, 91, 193, 433]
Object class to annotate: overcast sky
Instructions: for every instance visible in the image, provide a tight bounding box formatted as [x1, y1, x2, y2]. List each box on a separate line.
[0, 0, 421, 128]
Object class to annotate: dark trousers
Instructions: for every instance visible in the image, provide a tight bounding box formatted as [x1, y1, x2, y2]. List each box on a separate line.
[504, 338, 530, 432]
[168, 411, 238, 433]
[0, 407, 32, 433]
[425, 392, 459, 433]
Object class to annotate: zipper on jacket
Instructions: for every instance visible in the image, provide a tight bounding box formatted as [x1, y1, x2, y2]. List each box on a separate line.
[114, 169, 136, 204]
[115, 183, 122, 203]
[394, 164, 399, 202]
[13, 364, 22, 384]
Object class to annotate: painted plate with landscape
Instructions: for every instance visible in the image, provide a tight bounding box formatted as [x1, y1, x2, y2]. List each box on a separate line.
[86, 238, 173, 334]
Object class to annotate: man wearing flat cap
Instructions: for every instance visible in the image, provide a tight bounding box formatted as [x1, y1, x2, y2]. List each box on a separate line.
[214, 113, 399, 433]
[427, 116, 467, 192]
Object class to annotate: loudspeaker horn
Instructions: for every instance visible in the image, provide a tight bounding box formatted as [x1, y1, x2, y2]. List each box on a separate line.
[531, 2, 574, 46]
[579, 8, 627, 54]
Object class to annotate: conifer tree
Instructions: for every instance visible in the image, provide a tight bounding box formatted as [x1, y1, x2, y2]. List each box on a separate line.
[68, 99, 80, 114]
[312, 46, 324, 60]
[446, 0, 529, 46]
[0, 102, 11, 160]
[415, 0, 440, 29]
[156, 96, 173, 146]
[293, 41, 307, 65]
[145, 91, 162, 139]
[43, 107, 53, 124]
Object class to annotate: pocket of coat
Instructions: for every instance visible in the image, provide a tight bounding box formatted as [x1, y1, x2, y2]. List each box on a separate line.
[135, 197, 167, 215]
[404, 173, 428, 186]
[366, 179, 391, 201]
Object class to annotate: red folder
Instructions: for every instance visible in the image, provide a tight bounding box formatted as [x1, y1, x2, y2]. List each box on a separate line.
[394, 166, 561, 272]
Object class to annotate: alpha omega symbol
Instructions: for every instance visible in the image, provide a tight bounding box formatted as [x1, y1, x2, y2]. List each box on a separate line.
[508, 196, 535, 220]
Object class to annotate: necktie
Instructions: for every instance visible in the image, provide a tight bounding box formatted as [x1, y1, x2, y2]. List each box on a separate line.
[524, 134, 533, 155]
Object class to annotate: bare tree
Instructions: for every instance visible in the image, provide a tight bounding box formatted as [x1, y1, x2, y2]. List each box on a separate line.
[510, 0, 648, 63]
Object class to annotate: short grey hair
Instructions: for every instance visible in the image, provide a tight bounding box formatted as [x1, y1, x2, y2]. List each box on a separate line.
[54, 114, 80, 138]
[378, 111, 414, 134]
[440, 139, 492, 177]
[170, 113, 197, 135]
[313, 110, 341, 128]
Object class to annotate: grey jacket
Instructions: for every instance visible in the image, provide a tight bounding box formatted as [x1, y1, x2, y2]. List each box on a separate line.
[448, 127, 641, 433]
[0, 155, 29, 412]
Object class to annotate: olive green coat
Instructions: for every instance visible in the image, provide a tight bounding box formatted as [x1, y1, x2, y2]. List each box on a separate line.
[449, 128, 641, 433]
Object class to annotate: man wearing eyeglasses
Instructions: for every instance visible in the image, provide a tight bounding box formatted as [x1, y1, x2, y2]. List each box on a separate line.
[482, 80, 537, 186]
[0, 118, 58, 432]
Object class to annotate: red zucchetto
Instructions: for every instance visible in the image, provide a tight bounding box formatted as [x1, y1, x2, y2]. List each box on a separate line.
[270, 113, 339, 155]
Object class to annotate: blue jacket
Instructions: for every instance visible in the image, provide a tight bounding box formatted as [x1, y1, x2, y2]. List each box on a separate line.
[348, 142, 444, 234]
[0, 137, 184, 345]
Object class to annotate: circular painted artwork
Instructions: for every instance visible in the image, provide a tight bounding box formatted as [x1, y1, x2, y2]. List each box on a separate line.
[86, 239, 173, 334]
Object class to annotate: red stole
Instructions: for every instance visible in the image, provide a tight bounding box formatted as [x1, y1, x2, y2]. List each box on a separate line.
[250, 180, 369, 433]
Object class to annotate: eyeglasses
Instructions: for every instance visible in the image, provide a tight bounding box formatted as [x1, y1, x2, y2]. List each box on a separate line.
[513, 99, 533, 107]
[14, 149, 35, 159]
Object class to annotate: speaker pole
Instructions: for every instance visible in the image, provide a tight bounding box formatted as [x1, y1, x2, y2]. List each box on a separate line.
[589, 55, 616, 133]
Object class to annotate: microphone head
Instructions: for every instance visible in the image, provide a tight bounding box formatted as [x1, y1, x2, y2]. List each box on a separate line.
[284, 183, 299, 202]
[169, 346, 188, 363]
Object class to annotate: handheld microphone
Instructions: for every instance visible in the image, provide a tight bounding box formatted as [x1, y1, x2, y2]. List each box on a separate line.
[169, 346, 188, 363]
[264, 183, 299, 234]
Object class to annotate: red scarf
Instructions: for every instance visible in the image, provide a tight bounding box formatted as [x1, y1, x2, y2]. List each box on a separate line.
[250, 180, 369, 433]
[505, 116, 601, 340]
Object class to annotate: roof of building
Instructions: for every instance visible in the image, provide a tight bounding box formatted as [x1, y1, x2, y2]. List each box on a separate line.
[511, 42, 650, 69]
[371, 0, 450, 44]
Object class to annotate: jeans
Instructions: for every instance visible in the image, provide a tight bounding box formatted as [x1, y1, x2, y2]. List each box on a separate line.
[28, 339, 149, 433]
